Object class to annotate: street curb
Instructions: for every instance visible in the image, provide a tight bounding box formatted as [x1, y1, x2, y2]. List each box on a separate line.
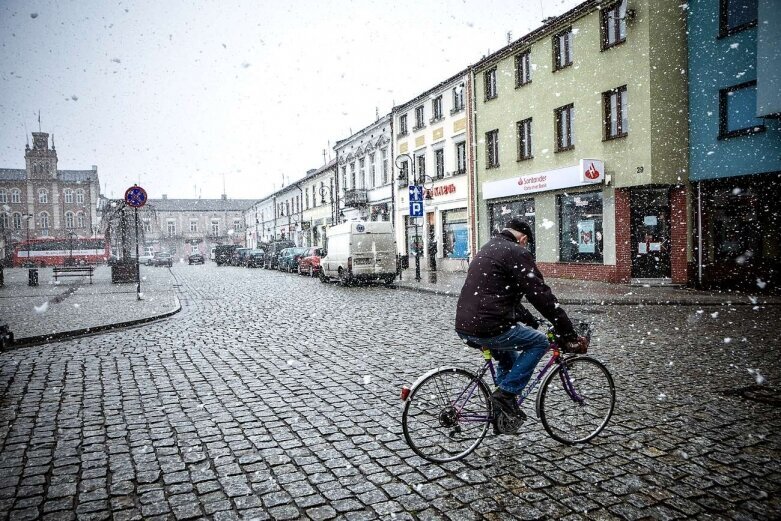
[393, 283, 781, 306]
[5, 297, 182, 350]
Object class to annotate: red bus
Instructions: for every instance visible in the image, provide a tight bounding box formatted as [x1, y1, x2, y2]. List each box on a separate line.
[13, 237, 109, 267]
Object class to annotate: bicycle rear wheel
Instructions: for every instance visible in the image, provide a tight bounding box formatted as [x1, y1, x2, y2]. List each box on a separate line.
[539, 356, 615, 445]
[402, 368, 492, 463]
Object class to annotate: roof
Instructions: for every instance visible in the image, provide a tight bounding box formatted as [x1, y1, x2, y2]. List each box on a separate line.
[147, 198, 259, 212]
[393, 67, 470, 113]
[0, 169, 25, 181]
[0, 168, 98, 183]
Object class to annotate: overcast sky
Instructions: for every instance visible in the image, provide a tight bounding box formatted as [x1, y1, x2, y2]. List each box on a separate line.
[1, 0, 581, 200]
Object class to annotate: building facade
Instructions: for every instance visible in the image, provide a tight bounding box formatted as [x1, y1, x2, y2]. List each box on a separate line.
[141, 195, 255, 259]
[334, 116, 393, 223]
[392, 70, 473, 272]
[299, 160, 338, 247]
[0, 131, 101, 261]
[472, 0, 690, 284]
[688, 0, 781, 290]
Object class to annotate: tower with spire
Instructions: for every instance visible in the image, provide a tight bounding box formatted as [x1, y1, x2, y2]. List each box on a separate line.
[25, 132, 58, 179]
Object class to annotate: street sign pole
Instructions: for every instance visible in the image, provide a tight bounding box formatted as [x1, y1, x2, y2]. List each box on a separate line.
[124, 184, 148, 301]
[408, 184, 424, 281]
[134, 207, 141, 300]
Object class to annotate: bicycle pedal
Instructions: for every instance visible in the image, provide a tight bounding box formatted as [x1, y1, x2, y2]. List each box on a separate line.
[495, 411, 525, 435]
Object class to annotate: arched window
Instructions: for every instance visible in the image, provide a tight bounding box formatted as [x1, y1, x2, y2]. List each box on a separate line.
[65, 211, 75, 228]
[75, 189, 85, 204]
[38, 189, 48, 204]
[39, 212, 50, 233]
[0, 189, 6, 203]
[11, 189, 21, 203]
[1, 213, 8, 229]
[76, 212, 85, 228]
[12, 213, 22, 229]
[64, 189, 74, 203]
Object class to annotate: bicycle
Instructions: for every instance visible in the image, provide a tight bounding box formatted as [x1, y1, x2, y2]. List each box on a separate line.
[400, 321, 615, 463]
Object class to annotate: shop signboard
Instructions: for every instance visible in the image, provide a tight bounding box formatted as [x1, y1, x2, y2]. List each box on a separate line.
[482, 159, 604, 200]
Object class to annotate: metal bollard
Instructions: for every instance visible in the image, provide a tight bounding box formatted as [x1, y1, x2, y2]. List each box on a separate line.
[28, 268, 39, 287]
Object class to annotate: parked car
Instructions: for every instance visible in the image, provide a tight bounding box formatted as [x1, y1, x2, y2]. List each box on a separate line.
[246, 249, 265, 268]
[231, 247, 251, 266]
[214, 245, 236, 266]
[188, 252, 205, 265]
[320, 220, 396, 285]
[297, 247, 324, 276]
[138, 252, 155, 265]
[277, 247, 309, 272]
[151, 252, 174, 267]
[263, 240, 295, 269]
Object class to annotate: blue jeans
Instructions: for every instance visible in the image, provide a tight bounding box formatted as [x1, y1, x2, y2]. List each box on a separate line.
[458, 323, 549, 395]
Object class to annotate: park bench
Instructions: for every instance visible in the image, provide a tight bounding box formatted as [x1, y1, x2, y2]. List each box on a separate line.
[53, 265, 95, 284]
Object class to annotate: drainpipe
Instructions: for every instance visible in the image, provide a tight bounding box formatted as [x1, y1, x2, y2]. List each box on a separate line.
[697, 181, 703, 288]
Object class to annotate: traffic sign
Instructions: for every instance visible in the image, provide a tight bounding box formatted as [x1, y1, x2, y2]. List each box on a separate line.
[408, 185, 423, 202]
[409, 201, 423, 217]
[124, 185, 148, 208]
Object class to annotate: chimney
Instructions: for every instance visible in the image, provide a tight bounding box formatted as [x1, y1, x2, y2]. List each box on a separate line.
[92, 165, 98, 171]
[221, 194, 227, 200]
[162, 194, 168, 200]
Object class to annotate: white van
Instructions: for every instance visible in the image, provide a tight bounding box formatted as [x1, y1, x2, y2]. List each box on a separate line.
[320, 220, 397, 285]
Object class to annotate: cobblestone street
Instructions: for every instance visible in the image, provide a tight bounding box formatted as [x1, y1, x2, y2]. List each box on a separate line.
[1, 264, 779, 520]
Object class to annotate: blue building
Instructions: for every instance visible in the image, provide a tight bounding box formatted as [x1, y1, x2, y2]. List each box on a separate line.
[688, 0, 781, 290]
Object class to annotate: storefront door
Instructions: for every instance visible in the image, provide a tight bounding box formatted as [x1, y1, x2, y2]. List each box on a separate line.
[631, 189, 671, 279]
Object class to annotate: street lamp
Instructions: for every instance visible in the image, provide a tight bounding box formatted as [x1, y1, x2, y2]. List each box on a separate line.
[319, 185, 336, 226]
[67, 230, 77, 265]
[22, 213, 33, 267]
[395, 153, 434, 282]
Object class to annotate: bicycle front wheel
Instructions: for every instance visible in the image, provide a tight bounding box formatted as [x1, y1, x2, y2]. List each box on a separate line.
[539, 356, 615, 445]
[402, 368, 492, 463]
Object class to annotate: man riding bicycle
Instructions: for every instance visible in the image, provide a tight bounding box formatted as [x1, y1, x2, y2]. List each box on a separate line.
[455, 219, 588, 433]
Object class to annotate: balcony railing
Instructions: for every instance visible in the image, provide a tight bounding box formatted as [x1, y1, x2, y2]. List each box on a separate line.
[343, 188, 368, 207]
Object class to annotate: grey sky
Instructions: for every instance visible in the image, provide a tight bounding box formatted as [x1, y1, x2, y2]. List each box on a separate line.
[1, 0, 580, 200]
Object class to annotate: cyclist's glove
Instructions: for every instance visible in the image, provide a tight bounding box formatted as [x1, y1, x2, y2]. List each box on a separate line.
[562, 335, 589, 354]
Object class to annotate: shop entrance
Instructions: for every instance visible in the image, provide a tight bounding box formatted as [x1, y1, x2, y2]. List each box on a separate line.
[631, 189, 671, 279]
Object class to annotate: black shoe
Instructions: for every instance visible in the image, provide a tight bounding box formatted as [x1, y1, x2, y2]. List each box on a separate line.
[491, 389, 527, 435]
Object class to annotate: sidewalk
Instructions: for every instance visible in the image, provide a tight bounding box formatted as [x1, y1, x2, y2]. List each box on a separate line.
[0, 265, 180, 346]
[394, 268, 781, 306]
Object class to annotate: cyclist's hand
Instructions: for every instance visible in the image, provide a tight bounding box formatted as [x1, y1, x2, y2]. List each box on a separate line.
[563, 335, 589, 354]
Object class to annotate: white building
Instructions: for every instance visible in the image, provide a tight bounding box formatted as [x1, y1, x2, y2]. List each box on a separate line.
[392, 69, 473, 272]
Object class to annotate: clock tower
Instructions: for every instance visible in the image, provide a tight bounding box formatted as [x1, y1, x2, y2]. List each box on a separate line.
[25, 131, 58, 179]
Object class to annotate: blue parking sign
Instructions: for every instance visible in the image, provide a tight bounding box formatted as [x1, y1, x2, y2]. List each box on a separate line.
[409, 201, 423, 217]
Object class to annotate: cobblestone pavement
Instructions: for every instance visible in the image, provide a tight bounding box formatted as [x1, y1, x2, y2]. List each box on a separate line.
[1, 264, 779, 520]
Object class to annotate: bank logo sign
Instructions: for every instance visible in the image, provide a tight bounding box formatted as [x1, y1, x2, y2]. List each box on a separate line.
[482, 159, 605, 200]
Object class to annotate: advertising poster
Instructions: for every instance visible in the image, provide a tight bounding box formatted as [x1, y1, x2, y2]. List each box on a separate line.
[452, 228, 469, 258]
[578, 220, 595, 253]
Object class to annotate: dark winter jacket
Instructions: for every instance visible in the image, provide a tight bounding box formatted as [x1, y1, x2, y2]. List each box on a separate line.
[455, 231, 577, 340]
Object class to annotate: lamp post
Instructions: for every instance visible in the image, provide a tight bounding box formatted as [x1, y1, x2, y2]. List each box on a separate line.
[395, 154, 423, 281]
[319, 185, 335, 227]
[22, 213, 33, 267]
[67, 230, 77, 265]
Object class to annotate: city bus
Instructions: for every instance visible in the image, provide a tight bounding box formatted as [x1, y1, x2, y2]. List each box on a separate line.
[12, 237, 109, 267]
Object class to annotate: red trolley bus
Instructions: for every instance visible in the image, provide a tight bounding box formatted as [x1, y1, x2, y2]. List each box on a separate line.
[13, 237, 109, 267]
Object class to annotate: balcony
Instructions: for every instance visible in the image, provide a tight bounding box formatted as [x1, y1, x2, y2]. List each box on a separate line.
[343, 188, 368, 207]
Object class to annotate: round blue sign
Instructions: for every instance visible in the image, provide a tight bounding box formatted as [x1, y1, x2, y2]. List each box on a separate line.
[124, 185, 147, 208]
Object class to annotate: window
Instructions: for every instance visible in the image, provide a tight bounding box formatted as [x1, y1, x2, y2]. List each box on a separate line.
[435, 149, 445, 179]
[64, 189, 73, 203]
[143, 219, 151, 233]
[350, 163, 356, 189]
[416, 153, 426, 178]
[486, 129, 500, 168]
[555, 104, 575, 151]
[76, 213, 85, 228]
[604, 86, 629, 139]
[399, 114, 408, 136]
[720, 0, 758, 36]
[484, 68, 497, 100]
[517, 118, 533, 160]
[431, 96, 443, 121]
[602, 0, 627, 50]
[167, 220, 176, 236]
[553, 28, 573, 70]
[1, 213, 8, 229]
[719, 81, 765, 138]
[452, 83, 465, 113]
[399, 160, 409, 185]
[39, 212, 50, 233]
[442, 209, 469, 259]
[381, 148, 388, 185]
[76, 189, 85, 204]
[13, 213, 22, 229]
[65, 211, 74, 228]
[211, 220, 219, 235]
[488, 199, 536, 256]
[38, 189, 48, 204]
[359, 158, 366, 189]
[559, 192, 603, 263]
[233, 218, 241, 231]
[320, 182, 326, 204]
[455, 141, 466, 174]
[414, 105, 425, 130]
[341, 167, 347, 195]
[11, 189, 20, 203]
[369, 153, 376, 188]
[0, 189, 6, 203]
[515, 50, 531, 87]
[190, 220, 198, 232]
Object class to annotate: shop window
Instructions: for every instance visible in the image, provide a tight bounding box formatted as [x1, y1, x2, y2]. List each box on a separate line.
[719, 81, 765, 139]
[488, 198, 536, 257]
[442, 209, 469, 259]
[720, 0, 758, 37]
[711, 186, 768, 262]
[558, 192, 604, 263]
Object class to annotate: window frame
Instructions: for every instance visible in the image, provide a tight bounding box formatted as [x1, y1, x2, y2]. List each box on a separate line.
[63, 188, 74, 204]
[65, 211, 74, 228]
[452, 83, 465, 114]
[414, 105, 425, 130]
[38, 189, 48, 204]
[39, 212, 50, 232]
[0, 189, 6, 204]
[719, 0, 758, 37]
[398, 114, 408, 136]
[11, 189, 21, 203]
[13, 213, 22, 230]
[76, 212, 85, 229]
[517, 118, 533, 161]
[555, 104, 575, 152]
[455, 141, 467, 175]
[603, 85, 629, 140]
[484, 68, 498, 100]
[601, 0, 627, 50]
[431, 95, 443, 122]
[486, 129, 500, 168]
[515, 50, 532, 87]
[75, 189, 85, 204]
[553, 27, 574, 71]
[719, 80, 766, 139]
[434, 148, 445, 179]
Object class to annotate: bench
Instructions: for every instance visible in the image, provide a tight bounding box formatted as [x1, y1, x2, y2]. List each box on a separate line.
[53, 265, 95, 284]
